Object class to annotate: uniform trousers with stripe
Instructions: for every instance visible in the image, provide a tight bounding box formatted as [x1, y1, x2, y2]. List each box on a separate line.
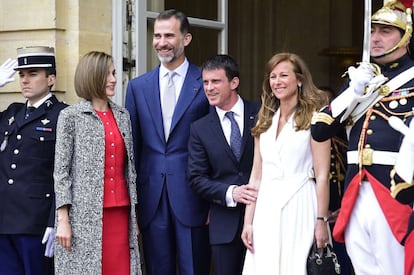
[344, 181, 408, 275]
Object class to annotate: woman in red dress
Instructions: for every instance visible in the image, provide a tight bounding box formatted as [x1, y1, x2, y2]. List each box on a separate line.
[54, 51, 142, 274]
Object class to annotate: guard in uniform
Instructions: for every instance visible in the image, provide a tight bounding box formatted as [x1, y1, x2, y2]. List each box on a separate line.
[311, 1, 414, 274]
[0, 46, 67, 275]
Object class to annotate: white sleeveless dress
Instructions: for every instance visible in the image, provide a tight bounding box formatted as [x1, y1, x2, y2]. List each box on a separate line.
[242, 110, 317, 275]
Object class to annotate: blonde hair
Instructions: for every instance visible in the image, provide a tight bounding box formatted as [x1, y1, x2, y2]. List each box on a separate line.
[252, 53, 327, 137]
[74, 51, 113, 100]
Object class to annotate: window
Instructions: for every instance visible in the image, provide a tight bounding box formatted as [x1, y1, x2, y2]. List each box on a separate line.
[111, 0, 228, 105]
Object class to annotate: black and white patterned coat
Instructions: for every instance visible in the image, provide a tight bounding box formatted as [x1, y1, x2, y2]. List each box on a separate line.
[54, 99, 142, 275]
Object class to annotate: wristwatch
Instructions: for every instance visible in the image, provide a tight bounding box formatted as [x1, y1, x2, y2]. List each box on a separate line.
[317, 216, 329, 222]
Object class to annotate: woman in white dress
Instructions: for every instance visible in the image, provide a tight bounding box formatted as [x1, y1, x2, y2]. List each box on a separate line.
[241, 53, 331, 274]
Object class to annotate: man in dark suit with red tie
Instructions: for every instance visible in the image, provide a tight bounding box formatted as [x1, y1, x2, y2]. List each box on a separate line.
[188, 54, 260, 275]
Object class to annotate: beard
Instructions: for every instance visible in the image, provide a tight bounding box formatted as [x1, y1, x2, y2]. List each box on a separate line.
[157, 53, 174, 64]
[156, 43, 185, 64]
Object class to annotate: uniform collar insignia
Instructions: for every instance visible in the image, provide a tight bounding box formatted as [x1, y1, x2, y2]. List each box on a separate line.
[8, 116, 15, 125]
[45, 99, 53, 107]
[41, 118, 50, 125]
[389, 62, 399, 69]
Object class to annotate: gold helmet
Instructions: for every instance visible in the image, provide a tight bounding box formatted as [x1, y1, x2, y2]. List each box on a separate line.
[371, 0, 413, 56]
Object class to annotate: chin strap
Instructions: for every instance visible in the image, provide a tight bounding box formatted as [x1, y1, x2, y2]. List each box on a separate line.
[373, 7, 413, 59]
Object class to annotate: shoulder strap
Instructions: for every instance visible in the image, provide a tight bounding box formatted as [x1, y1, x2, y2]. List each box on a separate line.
[351, 65, 414, 122]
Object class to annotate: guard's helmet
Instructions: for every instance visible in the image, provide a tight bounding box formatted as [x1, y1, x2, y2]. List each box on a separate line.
[371, 0, 413, 57]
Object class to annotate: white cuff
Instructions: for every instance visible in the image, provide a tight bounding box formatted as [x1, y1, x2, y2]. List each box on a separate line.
[226, 185, 237, 207]
[330, 86, 360, 121]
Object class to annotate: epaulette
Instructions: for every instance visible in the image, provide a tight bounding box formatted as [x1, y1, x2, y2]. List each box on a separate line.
[311, 112, 334, 125]
[390, 168, 414, 204]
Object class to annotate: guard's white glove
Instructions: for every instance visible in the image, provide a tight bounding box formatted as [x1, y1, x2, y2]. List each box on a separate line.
[348, 62, 376, 96]
[332, 63, 386, 122]
[0, 58, 18, 87]
[42, 227, 55, 257]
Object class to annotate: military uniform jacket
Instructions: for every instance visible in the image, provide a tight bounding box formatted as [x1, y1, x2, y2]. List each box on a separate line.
[312, 54, 414, 190]
[0, 95, 67, 235]
[311, 54, 414, 243]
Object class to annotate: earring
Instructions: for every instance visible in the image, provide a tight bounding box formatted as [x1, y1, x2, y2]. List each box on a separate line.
[298, 84, 302, 93]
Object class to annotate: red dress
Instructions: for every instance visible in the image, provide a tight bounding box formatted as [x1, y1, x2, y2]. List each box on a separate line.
[96, 109, 131, 275]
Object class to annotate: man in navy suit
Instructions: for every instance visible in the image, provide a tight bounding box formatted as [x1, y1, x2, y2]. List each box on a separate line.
[0, 46, 67, 275]
[188, 54, 260, 275]
[125, 9, 211, 275]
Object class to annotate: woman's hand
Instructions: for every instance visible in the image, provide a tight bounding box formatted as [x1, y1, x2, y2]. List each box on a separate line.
[241, 224, 254, 253]
[56, 219, 72, 252]
[314, 220, 330, 249]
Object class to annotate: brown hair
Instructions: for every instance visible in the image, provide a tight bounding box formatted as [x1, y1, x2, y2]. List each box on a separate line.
[74, 51, 113, 100]
[252, 53, 327, 137]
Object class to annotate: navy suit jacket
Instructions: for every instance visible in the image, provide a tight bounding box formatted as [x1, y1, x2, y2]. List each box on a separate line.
[188, 99, 260, 244]
[125, 63, 210, 229]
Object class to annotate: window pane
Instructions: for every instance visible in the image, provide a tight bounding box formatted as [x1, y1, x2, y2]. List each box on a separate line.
[147, 0, 218, 21]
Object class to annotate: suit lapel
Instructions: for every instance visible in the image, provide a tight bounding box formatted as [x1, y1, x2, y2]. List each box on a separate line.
[274, 110, 296, 154]
[142, 67, 166, 142]
[209, 111, 236, 161]
[170, 64, 202, 134]
[14, 106, 28, 128]
[240, 101, 257, 160]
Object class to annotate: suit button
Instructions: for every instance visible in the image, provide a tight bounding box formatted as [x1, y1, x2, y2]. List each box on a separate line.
[16, 135, 22, 140]
[13, 149, 19, 155]
[238, 172, 243, 176]
[11, 164, 16, 169]
[8, 179, 14, 184]
[46, 193, 51, 198]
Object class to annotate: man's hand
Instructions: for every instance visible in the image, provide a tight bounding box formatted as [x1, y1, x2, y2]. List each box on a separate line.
[0, 59, 18, 88]
[232, 184, 258, 205]
[348, 62, 376, 96]
[42, 227, 55, 257]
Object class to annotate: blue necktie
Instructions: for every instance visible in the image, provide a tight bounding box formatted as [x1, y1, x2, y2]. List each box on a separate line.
[25, 106, 36, 119]
[226, 111, 242, 160]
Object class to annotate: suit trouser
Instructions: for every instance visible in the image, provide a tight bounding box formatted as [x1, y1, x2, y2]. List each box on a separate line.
[211, 236, 246, 275]
[345, 182, 406, 275]
[141, 186, 210, 275]
[0, 234, 45, 275]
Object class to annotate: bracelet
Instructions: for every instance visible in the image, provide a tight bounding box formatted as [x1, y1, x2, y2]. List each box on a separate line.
[317, 216, 328, 222]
